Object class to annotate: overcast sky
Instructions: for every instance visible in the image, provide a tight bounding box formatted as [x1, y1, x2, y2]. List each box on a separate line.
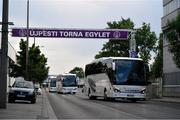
[0, 0, 163, 75]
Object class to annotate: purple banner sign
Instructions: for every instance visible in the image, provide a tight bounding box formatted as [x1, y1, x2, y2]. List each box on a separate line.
[12, 28, 129, 40]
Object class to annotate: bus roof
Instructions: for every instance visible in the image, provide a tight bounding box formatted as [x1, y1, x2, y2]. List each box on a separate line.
[57, 73, 76, 77]
[90, 57, 143, 64]
[48, 75, 57, 79]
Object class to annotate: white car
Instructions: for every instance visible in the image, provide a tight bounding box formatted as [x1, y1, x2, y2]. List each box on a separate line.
[37, 88, 42, 95]
[35, 84, 42, 95]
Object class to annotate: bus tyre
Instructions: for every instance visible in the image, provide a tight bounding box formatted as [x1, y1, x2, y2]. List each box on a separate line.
[88, 89, 96, 100]
[104, 90, 109, 101]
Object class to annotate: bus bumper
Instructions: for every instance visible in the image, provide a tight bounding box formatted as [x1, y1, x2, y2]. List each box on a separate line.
[112, 93, 146, 99]
[61, 87, 78, 94]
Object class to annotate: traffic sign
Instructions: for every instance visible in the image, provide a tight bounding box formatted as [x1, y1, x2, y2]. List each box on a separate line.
[130, 51, 138, 58]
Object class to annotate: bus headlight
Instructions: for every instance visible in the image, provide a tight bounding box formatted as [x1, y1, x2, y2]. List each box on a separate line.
[140, 88, 146, 94]
[113, 87, 121, 93]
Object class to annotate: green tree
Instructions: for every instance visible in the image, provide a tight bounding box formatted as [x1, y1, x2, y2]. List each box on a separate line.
[167, 14, 180, 69]
[151, 33, 163, 78]
[95, 18, 134, 59]
[135, 23, 157, 63]
[10, 39, 27, 77]
[10, 39, 49, 83]
[95, 18, 157, 63]
[69, 67, 84, 78]
[28, 44, 49, 83]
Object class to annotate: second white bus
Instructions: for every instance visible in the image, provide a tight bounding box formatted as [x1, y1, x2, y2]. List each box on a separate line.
[56, 73, 78, 94]
[49, 77, 57, 92]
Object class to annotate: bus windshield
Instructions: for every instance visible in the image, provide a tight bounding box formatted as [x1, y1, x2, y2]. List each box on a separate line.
[63, 76, 77, 87]
[115, 60, 146, 85]
[50, 78, 56, 87]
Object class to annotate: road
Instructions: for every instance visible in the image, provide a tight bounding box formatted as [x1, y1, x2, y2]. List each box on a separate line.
[47, 92, 180, 119]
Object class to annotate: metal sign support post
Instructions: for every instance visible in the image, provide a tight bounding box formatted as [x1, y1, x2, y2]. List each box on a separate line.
[0, 0, 9, 108]
[129, 30, 137, 58]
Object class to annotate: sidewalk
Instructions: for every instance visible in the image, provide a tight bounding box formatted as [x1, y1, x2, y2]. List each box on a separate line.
[0, 88, 57, 119]
[151, 97, 180, 104]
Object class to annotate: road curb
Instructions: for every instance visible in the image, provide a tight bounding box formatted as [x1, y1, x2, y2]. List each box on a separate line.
[151, 99, 180, 104]
[41, 89, 57, 119]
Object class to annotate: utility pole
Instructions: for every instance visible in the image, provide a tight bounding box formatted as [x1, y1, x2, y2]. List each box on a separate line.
[0, 0, 9, 108]
[34, 37, 35, 46]
[26, 0, 29, 81]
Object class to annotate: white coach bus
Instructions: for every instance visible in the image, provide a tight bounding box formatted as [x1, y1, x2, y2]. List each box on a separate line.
[49, 76, 57, 92]
[84, 57, 150, 102]
[56, 73, 78, 94]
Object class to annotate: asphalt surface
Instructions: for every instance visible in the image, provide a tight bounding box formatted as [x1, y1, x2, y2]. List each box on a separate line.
[0, 89, 57, 119]
[0, 95, 42, 119]
[47, 92, 180, 119]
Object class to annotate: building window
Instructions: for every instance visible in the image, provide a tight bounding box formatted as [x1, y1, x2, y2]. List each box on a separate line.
[163, 0, 180, 16]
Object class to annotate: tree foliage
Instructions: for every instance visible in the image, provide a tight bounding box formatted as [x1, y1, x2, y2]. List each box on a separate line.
[28, 44, 49, 83]
[10, 39, 27, 77]
[167, 13, 180, 69]
[95, 18, 157, 63]
[95, 18, 134, 59]
[151, 33, 163, 78]
[69, 67, 84, 78]
[10, 39, 49, 83]
[135, 23, 157, 63]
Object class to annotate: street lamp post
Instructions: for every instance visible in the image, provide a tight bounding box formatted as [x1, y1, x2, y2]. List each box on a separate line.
[0, 0, 9, 108]
[26, 0, 29, 81]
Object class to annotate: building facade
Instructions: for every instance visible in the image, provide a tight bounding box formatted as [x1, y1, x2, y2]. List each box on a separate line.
[7, 42, 17, 92]
[0, 42, 17, 92]
[162, 0, 180, 97]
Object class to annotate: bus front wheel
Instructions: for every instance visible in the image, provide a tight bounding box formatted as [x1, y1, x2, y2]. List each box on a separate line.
[88, 89, 96, 100]
[104, 89, 110, 101]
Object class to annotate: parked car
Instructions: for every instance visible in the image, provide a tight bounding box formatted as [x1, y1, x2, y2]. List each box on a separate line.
[8, 80, 37, 104]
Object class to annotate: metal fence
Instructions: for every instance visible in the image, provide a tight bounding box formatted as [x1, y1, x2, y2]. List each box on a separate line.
[163, 72, 180, 97]
[148, 78, 162, 99]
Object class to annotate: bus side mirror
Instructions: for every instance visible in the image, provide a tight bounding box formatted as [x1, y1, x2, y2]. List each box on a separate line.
[112, 62, 115, 71]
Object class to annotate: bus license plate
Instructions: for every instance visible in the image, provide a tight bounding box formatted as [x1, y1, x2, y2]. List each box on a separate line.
[127, 94, 134, 97]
